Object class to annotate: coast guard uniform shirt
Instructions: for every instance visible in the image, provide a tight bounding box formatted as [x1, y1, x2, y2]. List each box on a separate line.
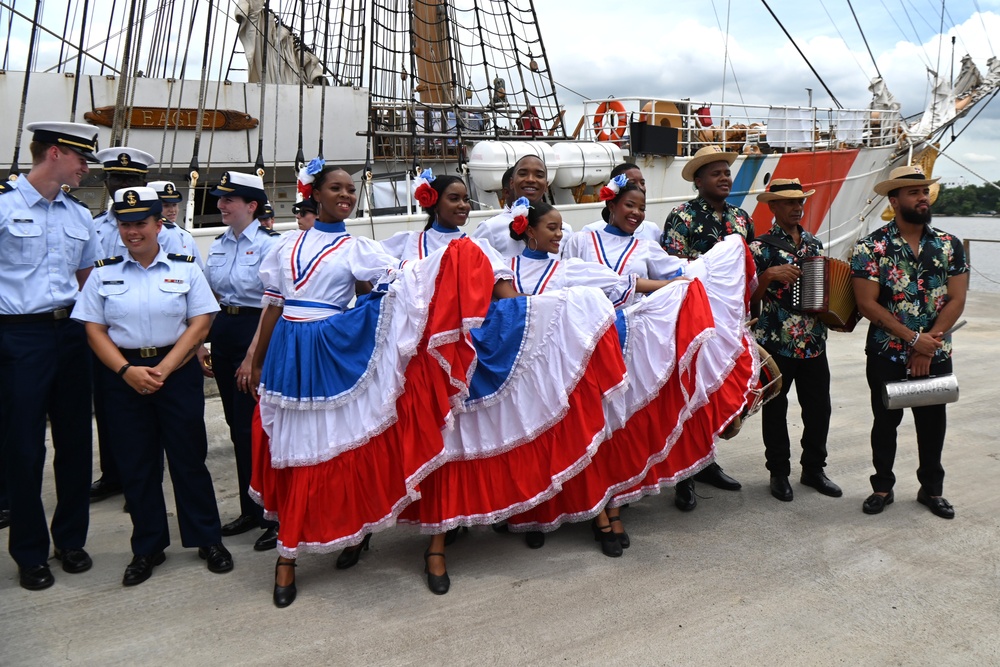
[205, 220, 281, 307]
[0, 178, 100, 314]
[73, 249, 219, 347]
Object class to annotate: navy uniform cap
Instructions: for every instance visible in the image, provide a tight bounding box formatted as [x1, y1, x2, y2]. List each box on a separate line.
[292, 199, 317, 214]
[25, 121, 100, 162]
[95, 147, 156, 174]
[259, 202, 275, 219]
[112, 186, 163, 222]
[210, 171, 267, 204]
[148, 180, 184, 203]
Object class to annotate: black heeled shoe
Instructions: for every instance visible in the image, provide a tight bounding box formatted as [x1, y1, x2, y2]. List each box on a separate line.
[335, 534, 371, 570]
[592, 520, 623, 558]
[525, 531, 545, 549]
[444, 526, 468, 546]
[423, 550, 450, 595]
[609, 515, 630, 549]
[273, 559, 297, 608]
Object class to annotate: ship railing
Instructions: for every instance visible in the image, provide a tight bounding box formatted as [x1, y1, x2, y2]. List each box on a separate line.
[577, 97, 903, 156]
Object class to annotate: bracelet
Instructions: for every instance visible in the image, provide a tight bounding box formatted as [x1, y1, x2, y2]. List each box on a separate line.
[908, 332, 920, 347]
[117, 363, 132, 377]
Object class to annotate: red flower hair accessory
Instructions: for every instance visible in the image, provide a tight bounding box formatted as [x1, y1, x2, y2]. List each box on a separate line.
[413, 168, 438, 208]
[599, 173, 630, 201]
[297, 157, 325, 200]
[509, 196, 530, 235]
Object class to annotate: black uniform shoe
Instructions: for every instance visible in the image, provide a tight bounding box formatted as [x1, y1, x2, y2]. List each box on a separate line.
[89, 477, 123, 502]
[220, 514, 258, 536]
[123, 552, 166, 586]
[800, 471, 843, 497]
[0, 509, 10, 529]
[53, 548, 93, 573]
[674, 479, 697, 512]
[769, 475, 794, 502]
[19, 564, 55, 591]
[862, 490, 894, 515]
[693, 462, 742, 490]
[254, 526, 279, 552]
[199, 543, 234, 573]
[525, 531, 545, 549]
[917, 488, 955, 519]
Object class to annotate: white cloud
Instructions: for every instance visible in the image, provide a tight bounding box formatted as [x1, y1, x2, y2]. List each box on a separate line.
[961, 152, 998, 163]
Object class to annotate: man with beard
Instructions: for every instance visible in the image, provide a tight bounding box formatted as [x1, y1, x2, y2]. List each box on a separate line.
[660, 145, 752, 509]
[750, 179, 841, 502]
[851, 165, 968, 519]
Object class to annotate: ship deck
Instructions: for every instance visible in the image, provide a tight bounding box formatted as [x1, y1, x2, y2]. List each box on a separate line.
[3, 292, 999, 665]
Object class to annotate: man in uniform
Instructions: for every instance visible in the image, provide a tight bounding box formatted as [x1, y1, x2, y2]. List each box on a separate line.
[148, 180, 203, 265]
[749, 179, 841, 502]
[661, 145, 752, 508]
[0, 121, 101, 590]
[851, 166, 968, 519]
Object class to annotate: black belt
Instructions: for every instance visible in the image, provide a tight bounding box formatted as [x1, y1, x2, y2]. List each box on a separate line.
[118, 344, 175, 359]
[221, 305, 262, 316]
[0, 307, 73, 325]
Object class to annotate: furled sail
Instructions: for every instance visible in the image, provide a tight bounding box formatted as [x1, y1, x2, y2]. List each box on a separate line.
[235, 0, 326, 85]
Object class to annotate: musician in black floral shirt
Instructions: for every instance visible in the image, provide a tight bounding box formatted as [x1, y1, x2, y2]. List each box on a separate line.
[851, 166, 968, 519]
[750, 179, 841, 503]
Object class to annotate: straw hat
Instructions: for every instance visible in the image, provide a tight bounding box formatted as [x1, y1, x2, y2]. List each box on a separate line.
[874, 165, 939, 197]
[756, 178, 816, 202]
[682, 145, 738, 182]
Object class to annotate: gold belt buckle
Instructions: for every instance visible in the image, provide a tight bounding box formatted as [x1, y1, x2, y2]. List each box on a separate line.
[139, 346, 158, 359]
[52, 308, 69, 320]
[225, 305, 240, 315]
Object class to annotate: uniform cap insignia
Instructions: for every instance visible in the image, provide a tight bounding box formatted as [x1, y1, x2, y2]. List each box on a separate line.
[119, 153, 130, 166]
[125, 190, 139, 207]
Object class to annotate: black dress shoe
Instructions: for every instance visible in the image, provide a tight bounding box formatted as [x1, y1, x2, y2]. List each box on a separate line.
[335, 534, 372, 569]
[89, 477, 123, 502]
[693, 462, 742, 490]
[424, 550, 450, 595]
[800, 471, 843, 498]
[254, 526, 279, 551]
[53, 548, 93, 573]
[444, 526, 468, 546]
[592, 520, 623, 558]
[525, 531, 545, 549]
[199, 543, 234, 573]
[674, 479, 697, 512]
[862, 490, 894, 515]
[0, 508, 10, 529]
[19, 563, 55, 591]
[609, 515, 630, 549]
[770, 475, 794, 502]
[123, 552, 166, 586]
[917, 488, 955, 519]
[220, 514, 258, 537]
[273, 559, 297, 608]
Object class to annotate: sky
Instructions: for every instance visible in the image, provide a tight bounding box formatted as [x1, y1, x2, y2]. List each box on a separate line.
[531, 0, 1000, 184]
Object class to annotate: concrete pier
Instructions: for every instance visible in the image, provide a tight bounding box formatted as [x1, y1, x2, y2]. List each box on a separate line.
[2, 292, 998, 665]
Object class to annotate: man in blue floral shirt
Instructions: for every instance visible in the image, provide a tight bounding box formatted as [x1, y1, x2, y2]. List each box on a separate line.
[851, 165, 968, 519]
[750, 179, 841, 503]
[662, 146, 750, 508]
[661, 145, 755, 259]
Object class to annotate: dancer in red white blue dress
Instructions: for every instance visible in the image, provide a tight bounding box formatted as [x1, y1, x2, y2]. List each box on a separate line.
[249, 165, 499, 607]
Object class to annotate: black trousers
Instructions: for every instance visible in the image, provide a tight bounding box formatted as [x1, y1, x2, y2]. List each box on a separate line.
[761, 352, 831, 477]
[0, 319, 92, 567]
[91, 352, 121, 486]
[866, 354, 951, 496]
[209, 311, 270, 526]
[102, 355, 222, 555]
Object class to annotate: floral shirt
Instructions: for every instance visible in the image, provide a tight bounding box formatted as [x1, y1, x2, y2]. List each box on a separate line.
[850, 221, 968, 364]
[750, 225, 827, 359]
[661, 196, 755, 258]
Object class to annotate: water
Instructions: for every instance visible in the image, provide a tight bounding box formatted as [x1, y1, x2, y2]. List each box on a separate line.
[868, 216, 1000, 293]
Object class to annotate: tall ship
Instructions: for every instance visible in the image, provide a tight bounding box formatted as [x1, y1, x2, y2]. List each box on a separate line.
[1, 0, 996, 258]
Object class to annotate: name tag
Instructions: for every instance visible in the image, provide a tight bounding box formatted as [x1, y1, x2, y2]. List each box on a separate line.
[102, 280, 124, 285]
[12, 218, 33, 223]
[164, 278, 185, 284]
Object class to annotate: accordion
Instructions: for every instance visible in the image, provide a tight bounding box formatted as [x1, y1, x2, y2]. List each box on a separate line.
[789, 256, 860, 332]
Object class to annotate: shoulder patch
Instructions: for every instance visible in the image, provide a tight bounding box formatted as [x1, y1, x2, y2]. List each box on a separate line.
[93, 209, 108, 219]
[94, 256, 125, 267]
[162, 219, 177, 228]
[0, 181, 11, 194]
[65, 193, 90, 209]
[167, 253, 195, 263]
[263, 227, 281, 237]
[215, 232, 225, 239]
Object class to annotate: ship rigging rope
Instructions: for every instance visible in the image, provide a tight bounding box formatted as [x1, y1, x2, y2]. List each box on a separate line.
[972, 0, 995, 54]
[204, 0, 235, 177]
[164, 0, 199, 173]
[709, 0, 746, 108]
[9, 0, 43, 175]
[253, 0, 270, 172]
[846, 0, 883, 80]
[68, 0, 89, 122]
[3, 5, 14, 69]
[760, 0, 843, 108]
[123, 0, 152, 145]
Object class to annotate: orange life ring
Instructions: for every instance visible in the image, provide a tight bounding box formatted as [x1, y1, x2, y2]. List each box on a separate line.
[594, 100, 627, 141]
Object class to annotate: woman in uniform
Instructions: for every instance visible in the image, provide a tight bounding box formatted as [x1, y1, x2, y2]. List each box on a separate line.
[73, 186, 233, 586]
[201, 172, 282, 551]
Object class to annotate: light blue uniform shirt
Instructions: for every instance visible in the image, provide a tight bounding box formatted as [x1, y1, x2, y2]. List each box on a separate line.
[0, 177, 100, 315]
[73, 247, 220, 348]
[205, 220, 281, 307]
[93, 209, 204, 267]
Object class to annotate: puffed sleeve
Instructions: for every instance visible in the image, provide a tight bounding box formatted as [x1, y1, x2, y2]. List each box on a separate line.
[258, 232, 295, 306]
[642, 241, 686, 280]
[379, 230, 414, 261]
[184, 264, 222, 318]
[71, 270, 107, 325]
[560, 230, 591, 261]
[473, 239, 514, 283]
[349, 236, 404, 287]
[562, 258, 638, 309]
